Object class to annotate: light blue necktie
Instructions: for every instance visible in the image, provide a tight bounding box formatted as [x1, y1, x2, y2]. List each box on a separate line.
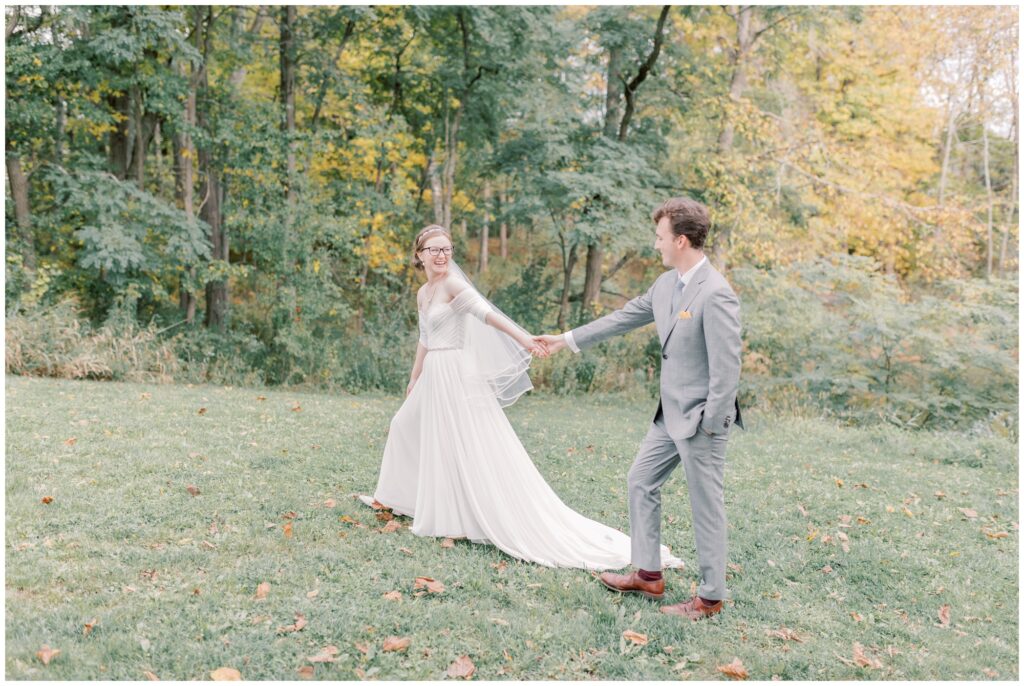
[671, 278, 685, 316]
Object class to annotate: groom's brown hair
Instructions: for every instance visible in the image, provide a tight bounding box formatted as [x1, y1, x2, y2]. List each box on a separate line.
[652, 197, 709, 249]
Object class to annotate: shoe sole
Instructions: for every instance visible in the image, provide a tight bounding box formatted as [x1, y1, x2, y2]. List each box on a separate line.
[599, 577, 664, 600]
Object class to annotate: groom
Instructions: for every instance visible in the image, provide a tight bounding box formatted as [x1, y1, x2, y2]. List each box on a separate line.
[537, 197, 742, 620]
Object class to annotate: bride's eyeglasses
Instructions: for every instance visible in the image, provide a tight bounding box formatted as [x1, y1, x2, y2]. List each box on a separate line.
[420, 246, 454, 257]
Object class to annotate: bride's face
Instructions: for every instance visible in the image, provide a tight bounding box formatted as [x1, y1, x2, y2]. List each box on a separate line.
[420, 235, 453, 278]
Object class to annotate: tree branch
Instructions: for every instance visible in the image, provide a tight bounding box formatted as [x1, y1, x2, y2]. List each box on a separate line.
[618, 6, 671, 141]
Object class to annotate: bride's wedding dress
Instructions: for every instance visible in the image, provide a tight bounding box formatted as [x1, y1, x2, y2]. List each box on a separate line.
[365, 285, 682, 571]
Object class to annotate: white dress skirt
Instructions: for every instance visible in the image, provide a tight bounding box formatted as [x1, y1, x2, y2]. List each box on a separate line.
[366, 287, 682, 571]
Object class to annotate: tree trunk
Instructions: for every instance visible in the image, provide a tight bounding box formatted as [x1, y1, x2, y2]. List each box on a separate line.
[557, 239, 579, 332]
[174, 50, 198, 323]
[428, 152, 444, 226]
[280, 5, 297, 211]
[196, 7, 227, 331]
[937, 89, 957, 208]
[6, 152, 35, 273]
[580, 243, 603, 318]
[499, 187, 508, 259]
[478, 180, 491, 272]
[441, 105, 462, 230]
[982, 120, 994, 280]
[54, 97, 65, 165]
[107, 92, 130, 179]
[718, 5, 752, 155]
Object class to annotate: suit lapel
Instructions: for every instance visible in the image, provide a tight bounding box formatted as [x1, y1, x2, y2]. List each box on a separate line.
[663, 260, 710, 348]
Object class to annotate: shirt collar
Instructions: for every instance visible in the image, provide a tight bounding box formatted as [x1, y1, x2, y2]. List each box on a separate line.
[677, 255, 707, 285]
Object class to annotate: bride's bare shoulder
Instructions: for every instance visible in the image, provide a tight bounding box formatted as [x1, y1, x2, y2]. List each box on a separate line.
[443, 274, 471, 297]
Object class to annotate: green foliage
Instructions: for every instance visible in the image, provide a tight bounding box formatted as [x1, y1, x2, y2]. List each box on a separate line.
[733, 255, 1018, 431]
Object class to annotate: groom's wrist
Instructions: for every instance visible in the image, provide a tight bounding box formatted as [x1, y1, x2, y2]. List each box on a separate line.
[562, 331, 581, 353]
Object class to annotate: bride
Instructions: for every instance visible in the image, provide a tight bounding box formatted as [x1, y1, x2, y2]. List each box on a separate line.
[361, 224, 681, 572]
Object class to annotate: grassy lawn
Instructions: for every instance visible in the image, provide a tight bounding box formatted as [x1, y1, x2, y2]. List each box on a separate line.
[4, 375, 1018, 680]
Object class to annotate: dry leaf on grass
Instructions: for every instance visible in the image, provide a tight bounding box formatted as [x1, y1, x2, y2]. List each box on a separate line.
[380, 520, 401, 533]
[983, 529, 1009, 539]
[64, 437, 77, 446]
[354, 642, 370, 655]
[447, 655, 476, 679]
[306, 589, 319, 599]
[959, 508, 978, 519]
[766, 627, 803, 642]
[283, 521, 294, 538]
[797, 504, 808, 517]
[324, 499, 336, 508]
[938, 604, 951, 627]
[382, 636, 411, 652]
[376, 510, 394, 522]
[297, 665, 314, 679]
[276, 612, 307, 634]
[413, 576, 445, 593]
[307, 646, 340, 663]
[441, 537, 455, 548]
[853, 642, 882, 669]
[383, 591, 402, 601]
[36, 644, 60, 665]
[186, 484, 201, 497]
[210, 667, 241, 680]
[41, 496, 54, 504]
[291, 402, 302, 412]
[83, 618, 99, 637]
[197, 408, 207, 416]
[717, 658, 748, 680]
[142, 670, 159, 680]
[399, 547, 413, 555]
[254, 582, 270, 600]
[622, 630, 648, 645]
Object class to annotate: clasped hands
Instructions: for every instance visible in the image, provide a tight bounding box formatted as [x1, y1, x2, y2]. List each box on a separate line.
[523, 334, 568, 359]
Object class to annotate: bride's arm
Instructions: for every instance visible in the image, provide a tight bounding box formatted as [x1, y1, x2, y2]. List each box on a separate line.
[447, 279, 545, 355]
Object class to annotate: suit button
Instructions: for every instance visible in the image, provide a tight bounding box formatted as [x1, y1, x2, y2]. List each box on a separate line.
[662, 353, 668, 360]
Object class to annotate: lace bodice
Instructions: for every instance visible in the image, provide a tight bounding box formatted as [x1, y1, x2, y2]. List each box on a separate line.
[418, 287, 493, 350]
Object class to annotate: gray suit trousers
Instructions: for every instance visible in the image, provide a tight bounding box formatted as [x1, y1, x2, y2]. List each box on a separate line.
[629, 407, 729, 600]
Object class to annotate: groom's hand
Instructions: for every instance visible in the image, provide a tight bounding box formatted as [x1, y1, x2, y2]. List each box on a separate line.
[534, 334, 567, 355]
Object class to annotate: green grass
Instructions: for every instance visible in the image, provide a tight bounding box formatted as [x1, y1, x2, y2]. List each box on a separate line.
[5, 375, 1018, 680]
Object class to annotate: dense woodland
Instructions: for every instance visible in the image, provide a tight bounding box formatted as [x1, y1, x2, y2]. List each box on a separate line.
[5, 5, 1019, 431]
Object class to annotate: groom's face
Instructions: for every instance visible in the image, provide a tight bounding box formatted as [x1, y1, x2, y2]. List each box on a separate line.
[654, 217, 686, 266]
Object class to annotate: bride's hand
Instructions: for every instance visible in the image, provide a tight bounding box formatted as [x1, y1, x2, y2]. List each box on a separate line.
[522, 334, 549, 358]
[406, 378, 417, 396]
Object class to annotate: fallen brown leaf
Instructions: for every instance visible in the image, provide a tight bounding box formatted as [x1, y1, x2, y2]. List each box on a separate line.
[821, 565, 833, 574]
[297, 666, 314, 679]
[938, 604, 951, 627]
[413, 576, 445, 593]
[622, 630, 648, 645]
[376, 510, 394, 522]
[797, 503, 808, 517]
[276, 612, 307, 634]
[354, 642, 370, 655]
[853, 642, 882, 669]
[142, 670, 159, 680]
[441, 537, 455, 548]
[850, 611, 863, 622]
[186, 484, 200, 497]
[380, 520, 401, 533]
[766, 627, 803, 642]
[934, 491, 946, 499]
[83, 618, 99, 637]
[984, 529, 1009, 539]
[210, 667, 241, 680]
[291, 402, 302, 412]
[717, 657, 748, 680]
[447, 655, 476, 679]
[382, 636, 411, 652]
[197, 407, 207, 416]
[324, 499, 336, 508]
[306, 589, 319, 599]
[307, 645, 340, 663]
[41, 496, 54, 504]
[399, 547, 413, 555]
[254, 582, 270, 600]
[64, 437, 77, 446]
[283, 521, 293, 538]
[959, 508, 978, 519]
[36, 644, 60, 665]
[383, 591, 402, 601]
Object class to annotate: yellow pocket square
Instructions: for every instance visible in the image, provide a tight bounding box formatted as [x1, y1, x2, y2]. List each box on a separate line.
[678, 310, 692, 320]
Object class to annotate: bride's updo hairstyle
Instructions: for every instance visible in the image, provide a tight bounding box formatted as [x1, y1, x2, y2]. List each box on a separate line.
[412, 224, 452, 270]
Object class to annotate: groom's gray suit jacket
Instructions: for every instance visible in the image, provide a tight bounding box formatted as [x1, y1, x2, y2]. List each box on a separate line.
[571, 260, 742, 440]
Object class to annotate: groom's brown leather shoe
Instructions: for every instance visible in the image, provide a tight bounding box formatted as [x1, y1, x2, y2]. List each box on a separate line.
[659, 595, 723, 620]
[598, 571, 665, 600]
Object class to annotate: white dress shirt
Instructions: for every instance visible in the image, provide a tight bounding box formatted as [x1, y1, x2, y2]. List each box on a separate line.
[563, 255, 707, 353]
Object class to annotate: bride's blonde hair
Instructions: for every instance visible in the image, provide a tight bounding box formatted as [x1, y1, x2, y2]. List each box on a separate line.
[412, 224, 452, 270]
